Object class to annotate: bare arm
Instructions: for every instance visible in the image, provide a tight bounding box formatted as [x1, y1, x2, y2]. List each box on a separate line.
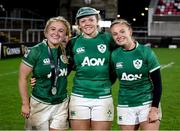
[18, 62, 33, 119]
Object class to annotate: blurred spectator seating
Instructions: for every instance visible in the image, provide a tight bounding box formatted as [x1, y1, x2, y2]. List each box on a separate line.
[155, 0, 180, 15]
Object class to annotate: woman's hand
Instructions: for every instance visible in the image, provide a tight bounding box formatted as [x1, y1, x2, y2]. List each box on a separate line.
[21, 103, 30, 119]
[30, 77, 36, 87]
[148, 107, 159, 123]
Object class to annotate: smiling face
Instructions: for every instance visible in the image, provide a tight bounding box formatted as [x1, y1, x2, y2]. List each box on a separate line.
[44, 16, 71, 48]
[110, 23, 133, 47]
[44, 21, 67, 48]
[78, 15, 99, 38]
[44, 21, 67, 47]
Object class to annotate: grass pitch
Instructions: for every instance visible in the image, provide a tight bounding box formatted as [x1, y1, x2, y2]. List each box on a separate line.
[0, 48, 180, 130]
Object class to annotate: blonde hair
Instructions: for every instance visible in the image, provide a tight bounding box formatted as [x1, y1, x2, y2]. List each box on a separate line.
[44, 16, 71, 64]
[110, 18, 135, 42]
[44, 16, 71, 38]
[110, 19, 132, 30]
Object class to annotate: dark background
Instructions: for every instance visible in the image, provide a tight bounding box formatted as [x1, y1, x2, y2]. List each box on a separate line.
[1, 0, 60, 18]
[118, 0, 150, 26]
[1, 0, 151, 26]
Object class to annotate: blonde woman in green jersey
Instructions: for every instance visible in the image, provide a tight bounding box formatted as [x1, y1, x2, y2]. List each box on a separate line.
[110, 19, 162, 130]
[66, 7, 117, 130]
[18, 16, 71, 130]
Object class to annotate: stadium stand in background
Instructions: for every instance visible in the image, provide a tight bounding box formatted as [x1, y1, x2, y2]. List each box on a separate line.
[0, 0, 180, 47]
[155, 0, 180, 15]
[0, 8, 45, 43]
[147, 0, 180, 47]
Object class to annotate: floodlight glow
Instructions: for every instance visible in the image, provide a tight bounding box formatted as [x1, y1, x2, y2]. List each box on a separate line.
[141, 13, 145, 16]
[133, 18, 136, 21]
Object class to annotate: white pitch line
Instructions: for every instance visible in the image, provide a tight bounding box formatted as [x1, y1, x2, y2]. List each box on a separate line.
[161, 62, 175, 70]
[0, 62, 175, 77]
[0, 71, 18, 77]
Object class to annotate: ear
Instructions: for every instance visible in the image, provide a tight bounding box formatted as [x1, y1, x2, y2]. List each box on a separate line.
[129, 28, 133, 36]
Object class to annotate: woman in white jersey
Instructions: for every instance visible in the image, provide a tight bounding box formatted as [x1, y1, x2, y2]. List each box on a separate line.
[67, 7, 116, 130]
[110, 19, 162, 130]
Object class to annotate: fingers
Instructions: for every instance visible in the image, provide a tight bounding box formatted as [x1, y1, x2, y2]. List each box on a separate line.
[148, 108, 159, 123]
[21, 112, 30, 119]
[30, 78, 36, 86]
[148, 115, 159, 123]
[149, 118, 158, 123]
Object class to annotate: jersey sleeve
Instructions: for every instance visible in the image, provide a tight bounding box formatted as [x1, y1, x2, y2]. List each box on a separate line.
[110, 50, 117, 85]
[22, 46, 40, 68]
[145, 47, 160, 73]
[104, 32, 118, 51]
[66, 36, 77, 71]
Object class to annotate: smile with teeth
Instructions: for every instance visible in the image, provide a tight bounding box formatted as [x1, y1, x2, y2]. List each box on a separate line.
[84, 26, 92, 29]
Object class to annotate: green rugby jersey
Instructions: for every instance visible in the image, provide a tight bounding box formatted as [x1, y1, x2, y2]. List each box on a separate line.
[68, 32, 115, 98]
[22, 40, 68, 104]
[111, 42, 160, 107]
